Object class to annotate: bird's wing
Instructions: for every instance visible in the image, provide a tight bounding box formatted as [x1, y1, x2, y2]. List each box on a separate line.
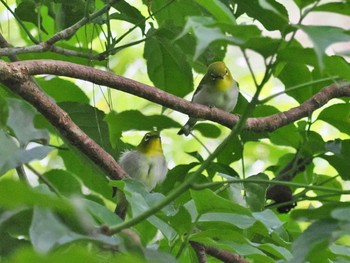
[191, 74, 210, 101]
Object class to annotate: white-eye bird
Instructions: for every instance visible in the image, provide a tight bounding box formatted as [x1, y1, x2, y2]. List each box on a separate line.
[115, 131, 167, 218]
[178, 61, 239, 136]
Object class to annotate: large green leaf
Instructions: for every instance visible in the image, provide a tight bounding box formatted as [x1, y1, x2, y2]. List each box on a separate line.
[15, 0, 48, 34]
[0, 179, 72, 212]
[0, 130, 53, 176]
[275, 63, 313, 103]
[190, 189, 251, 215]
[235, 0, 289, 31]
[321, 139, 350, 180]
[151, 0, 201, 27]
[299, 25, 350, 69]
[177, 17, 262, 59]
[144, 28, 193, 97]
[7, 98, 49, 146]
[194, 0, 236, 25]
[58, 149, 112, 199]
[118, 179, 177, 241]
[318, 104, 350, 135]
[290, 219, 338, 263]
[269, 124, 302, 149]
[58, 102, 113, 153]
[313, 2, 350, 16]
[110, 1, 145, 33]
[37, 77, 89, 104]
[43, 169, 82, 196]
[245, 173, 269, 212]
[29, 207, 119, 253]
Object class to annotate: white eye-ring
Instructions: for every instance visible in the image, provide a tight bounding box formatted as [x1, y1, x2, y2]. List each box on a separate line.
[144, 134, 150, 141]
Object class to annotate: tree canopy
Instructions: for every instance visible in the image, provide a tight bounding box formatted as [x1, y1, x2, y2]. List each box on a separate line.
[0, 0, 350, 262]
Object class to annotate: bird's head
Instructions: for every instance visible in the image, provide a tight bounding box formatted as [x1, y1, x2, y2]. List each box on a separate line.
[137, 131, 163, 156]
[206, 61, 233, 91]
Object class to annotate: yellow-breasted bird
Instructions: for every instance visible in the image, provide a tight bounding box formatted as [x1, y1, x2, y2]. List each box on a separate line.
[115, 131, 167, 218]
[178, 61, 239, 136]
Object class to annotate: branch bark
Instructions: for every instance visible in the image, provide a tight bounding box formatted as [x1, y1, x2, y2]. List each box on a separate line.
[1, 59, 349, 132]
[0, 60, 126, 181]
[0, 59, 349, 183]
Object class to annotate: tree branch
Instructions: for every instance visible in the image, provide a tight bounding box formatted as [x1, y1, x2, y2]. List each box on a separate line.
[0, 60, 126, 181]
[1, 59, 349, 133]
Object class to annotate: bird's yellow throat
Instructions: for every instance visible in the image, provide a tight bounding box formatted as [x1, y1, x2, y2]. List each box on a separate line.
[216, 77, 233, 91]
[143, 138, 163, 157]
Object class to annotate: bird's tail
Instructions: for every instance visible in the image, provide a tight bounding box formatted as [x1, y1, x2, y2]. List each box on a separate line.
[177, 118, 197, 136]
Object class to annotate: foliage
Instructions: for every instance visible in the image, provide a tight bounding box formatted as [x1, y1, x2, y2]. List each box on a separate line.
[0, 0, 350, 262]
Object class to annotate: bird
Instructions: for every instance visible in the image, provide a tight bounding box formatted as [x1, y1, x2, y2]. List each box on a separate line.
[115, 131, 167, 218]
[177, 61, 239, 136]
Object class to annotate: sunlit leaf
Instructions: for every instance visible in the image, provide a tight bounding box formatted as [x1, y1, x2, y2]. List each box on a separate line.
[194, 0, 236, 24]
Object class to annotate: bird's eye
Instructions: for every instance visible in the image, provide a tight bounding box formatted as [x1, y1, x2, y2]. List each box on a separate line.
[144, 134, 150, 141]
[225, 69, 228, 75]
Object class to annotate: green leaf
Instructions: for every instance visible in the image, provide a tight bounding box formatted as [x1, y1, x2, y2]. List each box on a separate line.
[244, 36, 281, 58]
[269, 124, 301, 149]
[331, 207, 350, 222]
[0, 130, 53, 175]
[194, 0, 236, 24]
[321, 139, 350, 180]
[190, 189, 251, 215]
[244, 173, 269, 212]
[58, 149, 112, 200]
[15, 1, 48, 34]
[105, 110, 179, 148]
[193, 123, 222, 138]
[275, 63, 313, 103]
[53, 0, 95, 30]
[43, 169, 82, 196]
[84, 199, 122, 225]
[324, 56, 350, 81]
[37, 77, 89, 104]
[151, 0, 202, 27]
[0, 179, 72, 212]
[290, 219, 338, 263]
[0, 95, 8, 128]
[110, 1, 145, 33]
[144, 28, 193, 97]
[252, 209, 284, 234]
[235, 0, 289, 31]
[7, 98, 49, 146]
[299, 25, 350, 69]
[318, 104, 350, 134]
[58, 102, 113, 153]
[176, 16, 232, 60]
[293, 0, 318, 9]
[313, 2, 350, 16]
[199, 212, 255, 229]
[277, 47, 318, 67]
[29, 207, 82, 253]
[122, 179, 177, 241]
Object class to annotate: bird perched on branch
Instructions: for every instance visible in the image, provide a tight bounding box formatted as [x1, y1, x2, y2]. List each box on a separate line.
[178, 61, 239, 136]
[115, 131, 167, 218]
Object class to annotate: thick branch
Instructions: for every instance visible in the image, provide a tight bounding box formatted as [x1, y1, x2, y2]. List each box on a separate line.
[2, 59, 349, 133]
[0, 60, 126, 181]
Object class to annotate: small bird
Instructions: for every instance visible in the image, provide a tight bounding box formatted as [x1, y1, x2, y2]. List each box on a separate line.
[115, 131, 167, 218]
[178, 61, 239, 136]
